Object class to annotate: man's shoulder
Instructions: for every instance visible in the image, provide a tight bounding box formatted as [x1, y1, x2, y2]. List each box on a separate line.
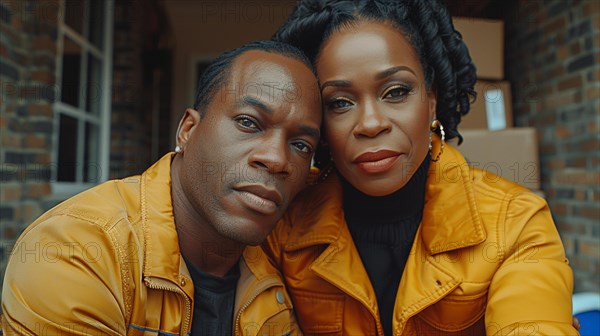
[54, 177, 141, 226]
[1, 178, 146, 336]
[16, 177, 144, 252]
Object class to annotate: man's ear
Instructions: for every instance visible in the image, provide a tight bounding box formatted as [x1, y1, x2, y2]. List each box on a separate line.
[176, 108, 202, 149]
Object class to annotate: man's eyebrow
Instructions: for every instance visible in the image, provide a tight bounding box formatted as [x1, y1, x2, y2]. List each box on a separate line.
[320, 79, 351, 91]
[299, 125, 320, 139]
[375, 66, 417, 80]
[238, 96, 319, 138]
[237, 96, 274, 114]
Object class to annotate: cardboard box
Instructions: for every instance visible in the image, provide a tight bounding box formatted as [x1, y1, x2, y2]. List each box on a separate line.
[455, 128, 540, 190]
[453, 17, 504, 80]
[461, 80, 513, 130]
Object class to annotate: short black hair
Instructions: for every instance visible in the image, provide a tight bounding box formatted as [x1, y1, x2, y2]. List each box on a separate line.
[193, 40, 315, 117]
[273, 0, 477, 144]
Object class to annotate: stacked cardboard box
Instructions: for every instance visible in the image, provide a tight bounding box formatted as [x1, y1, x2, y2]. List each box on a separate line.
[452, 18, 542, 195]
[457, 128, 540, 191]
[453, 17, 504, 80]
[453, 17, 511, 129]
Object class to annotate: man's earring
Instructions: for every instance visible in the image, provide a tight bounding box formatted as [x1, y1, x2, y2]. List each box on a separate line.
[175, 146, 182, 153]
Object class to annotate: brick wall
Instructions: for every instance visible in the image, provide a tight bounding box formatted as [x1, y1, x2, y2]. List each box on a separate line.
[0, 0, 152, 295]
[0, 0, 56, 288]
[504, 0, 600, 292]
[110, 0, 152, 179]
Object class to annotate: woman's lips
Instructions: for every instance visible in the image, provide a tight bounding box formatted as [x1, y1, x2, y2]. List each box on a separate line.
[353, 150, 401, 174]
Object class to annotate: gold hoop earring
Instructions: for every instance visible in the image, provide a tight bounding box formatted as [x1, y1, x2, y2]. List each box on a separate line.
[429, 120, 445, 162]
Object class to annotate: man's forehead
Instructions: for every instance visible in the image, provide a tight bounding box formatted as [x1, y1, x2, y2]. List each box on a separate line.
[230, 50, 309, 80]
[225, 51, 315, 102]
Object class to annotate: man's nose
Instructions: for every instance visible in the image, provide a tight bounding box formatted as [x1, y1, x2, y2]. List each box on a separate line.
[248, 132, 291, 176]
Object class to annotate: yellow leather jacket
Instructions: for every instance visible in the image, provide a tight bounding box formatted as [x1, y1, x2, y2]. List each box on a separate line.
[264, 142, 577, 335]
[1, 153, 299, 336]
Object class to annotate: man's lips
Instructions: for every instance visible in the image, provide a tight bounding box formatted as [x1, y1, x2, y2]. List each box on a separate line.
[233, 184, 283, 215]
[353, 150, 401, 163]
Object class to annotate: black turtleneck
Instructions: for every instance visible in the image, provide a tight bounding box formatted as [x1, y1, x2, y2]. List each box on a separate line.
[341, 156, 430, 336]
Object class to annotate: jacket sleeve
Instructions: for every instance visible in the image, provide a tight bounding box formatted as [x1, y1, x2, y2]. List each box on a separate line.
[485, 191, 579, 336]
[1, 215, 128, 336]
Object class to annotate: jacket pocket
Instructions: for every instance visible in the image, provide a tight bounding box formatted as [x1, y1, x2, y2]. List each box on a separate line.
[290, 289, 345, 335]
[416, 289, 487, 333]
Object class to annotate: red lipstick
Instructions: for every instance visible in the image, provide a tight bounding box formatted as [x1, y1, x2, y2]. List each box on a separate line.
[353, 150, 400, 174]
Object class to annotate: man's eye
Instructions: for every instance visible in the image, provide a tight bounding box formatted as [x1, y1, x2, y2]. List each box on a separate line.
[292, 141, 313, 154]
[235, 116, 259, 130]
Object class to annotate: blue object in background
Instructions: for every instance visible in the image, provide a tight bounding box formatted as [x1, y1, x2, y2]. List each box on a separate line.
[573, 292, 600, 336]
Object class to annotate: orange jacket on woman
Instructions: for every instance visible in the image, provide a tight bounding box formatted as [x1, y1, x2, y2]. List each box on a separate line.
[1, 154, 299, 336]
[264, 141, 577, 336]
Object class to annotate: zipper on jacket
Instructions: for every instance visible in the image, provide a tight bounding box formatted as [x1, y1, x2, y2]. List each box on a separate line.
[144, 276, 192, 336]
[233, 278, 281, 336]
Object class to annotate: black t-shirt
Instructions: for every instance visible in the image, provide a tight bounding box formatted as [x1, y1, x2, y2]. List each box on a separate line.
[184, 256, 240, 336]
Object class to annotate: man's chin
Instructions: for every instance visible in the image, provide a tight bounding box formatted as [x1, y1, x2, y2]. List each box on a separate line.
[223, 222, 274, 246]
[237, 228, 272, 246]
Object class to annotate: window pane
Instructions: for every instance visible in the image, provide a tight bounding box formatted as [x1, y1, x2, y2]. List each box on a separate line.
[86, 53, 102, 115]
[57, 114, 78, 182]
[84, 122, 99, 182]
[61, 37, 81, 107]
[88, 0, 104, 48]
[64, 0, 85, 34]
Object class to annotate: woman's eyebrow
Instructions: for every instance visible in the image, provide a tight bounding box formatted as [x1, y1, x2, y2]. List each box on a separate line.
[320, 79, 351, 91]
[375, 66, 417, 80]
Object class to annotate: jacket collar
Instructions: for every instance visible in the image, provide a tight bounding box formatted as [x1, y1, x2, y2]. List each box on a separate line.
[233, 246, 287, 316]
[284, 135, 486, 254]
[283, 174, 346, 251]
[140, 153, 192, 290]
[421, 137, 487, 254]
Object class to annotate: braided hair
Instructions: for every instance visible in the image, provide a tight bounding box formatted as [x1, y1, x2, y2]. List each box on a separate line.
[274, 0, 477, 144]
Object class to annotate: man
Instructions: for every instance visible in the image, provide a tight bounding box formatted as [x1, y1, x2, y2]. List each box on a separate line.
[1, 40, 321, 336]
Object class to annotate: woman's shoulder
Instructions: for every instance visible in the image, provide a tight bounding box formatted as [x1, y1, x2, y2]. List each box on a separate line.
[469, 167, 547, 210]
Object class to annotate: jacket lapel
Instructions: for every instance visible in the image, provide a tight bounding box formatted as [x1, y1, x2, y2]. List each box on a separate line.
[392, 226, 462, 334]
[284, 177, 383, 327]
[393, 141, 487, 333]
[310, 222, 380, 319]
[140, 153, 194, 300]
[421, 141, 487, 255]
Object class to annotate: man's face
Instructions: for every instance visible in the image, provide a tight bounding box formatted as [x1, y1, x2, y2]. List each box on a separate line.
[176, 50, 321, 245]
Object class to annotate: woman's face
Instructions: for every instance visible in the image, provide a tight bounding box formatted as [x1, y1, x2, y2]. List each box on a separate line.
[316, 20, 436, 196]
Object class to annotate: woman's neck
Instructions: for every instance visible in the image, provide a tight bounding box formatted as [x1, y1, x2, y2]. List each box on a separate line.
[340, 156, 430, 223]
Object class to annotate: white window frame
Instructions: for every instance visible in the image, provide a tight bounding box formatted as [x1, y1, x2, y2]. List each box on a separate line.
[52, 0, 113, 196]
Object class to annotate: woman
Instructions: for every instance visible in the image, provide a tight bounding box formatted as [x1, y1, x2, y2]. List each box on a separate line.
[263, 0, 578, 335]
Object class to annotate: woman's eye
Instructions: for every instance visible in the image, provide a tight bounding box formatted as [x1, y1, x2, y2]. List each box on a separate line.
[292, 141, 313, 154]
[383, 85, 413, 102]
[235, 116, 259, 130]
[325, 97, 354, 111]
